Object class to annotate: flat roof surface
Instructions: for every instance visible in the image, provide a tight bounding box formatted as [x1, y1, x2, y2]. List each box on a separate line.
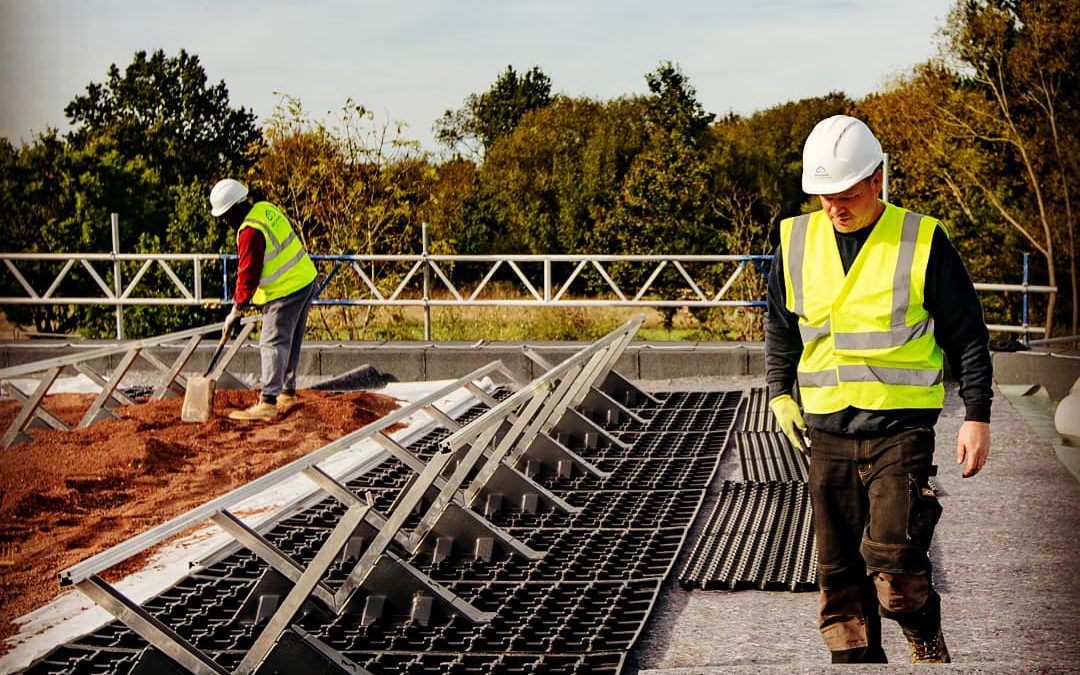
[3, 371, 1076, 673]
[627, 377, 1080, 673]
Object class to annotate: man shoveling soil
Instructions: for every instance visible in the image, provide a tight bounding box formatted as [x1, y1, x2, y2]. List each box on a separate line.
[210, 178, 318, 423]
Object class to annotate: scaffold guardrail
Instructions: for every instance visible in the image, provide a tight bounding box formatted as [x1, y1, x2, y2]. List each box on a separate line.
[0, 250, 1054, 342]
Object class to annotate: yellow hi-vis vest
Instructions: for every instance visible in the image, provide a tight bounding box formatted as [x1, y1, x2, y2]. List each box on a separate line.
[779, 202, 945, 414]
[237, 202, 317, 305]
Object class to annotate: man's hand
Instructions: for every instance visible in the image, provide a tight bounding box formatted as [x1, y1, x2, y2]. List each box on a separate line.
[769, 394, 809, 455]
[223, 307, 243, 338]
[956, 420, 990, 478]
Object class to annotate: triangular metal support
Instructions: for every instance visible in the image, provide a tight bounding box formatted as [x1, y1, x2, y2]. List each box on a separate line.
[233, 568, 333, 627]
[252, 627, 373, 675]
[338, 553, 495, 625]
[580, 387, 648, 428]
[417, 501, 543, 562]
[598, 369, 660, 406]
[553, 408, 631, 451]
[516, 431, 610, 479]
[469, 462, 580, 515]
[1, 382, 68, 431]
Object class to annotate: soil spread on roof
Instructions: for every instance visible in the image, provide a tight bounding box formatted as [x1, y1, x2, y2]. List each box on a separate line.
[0, 388, 401, 650]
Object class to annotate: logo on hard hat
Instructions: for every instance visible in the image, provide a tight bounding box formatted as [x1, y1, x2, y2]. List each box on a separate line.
[815, 166, 829, 178]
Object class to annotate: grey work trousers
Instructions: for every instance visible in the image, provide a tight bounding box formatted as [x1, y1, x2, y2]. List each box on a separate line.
[257, 281, 315, 399]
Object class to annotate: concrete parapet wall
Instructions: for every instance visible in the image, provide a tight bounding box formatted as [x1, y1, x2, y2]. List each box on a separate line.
[4, 340, 1075, 399]
[0, 339, 766, 383]
[992, 350, 1080, 400]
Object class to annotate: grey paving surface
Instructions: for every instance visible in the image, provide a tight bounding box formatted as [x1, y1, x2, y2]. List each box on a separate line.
[626, 377, 1080, 673]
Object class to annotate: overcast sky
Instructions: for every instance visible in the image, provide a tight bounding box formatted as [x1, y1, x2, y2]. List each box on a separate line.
[0, 0, 953, 153]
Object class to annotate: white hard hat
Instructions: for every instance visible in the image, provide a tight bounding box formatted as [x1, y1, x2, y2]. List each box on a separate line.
[209, 179, 249, 217]
[801, 115, 883, 195]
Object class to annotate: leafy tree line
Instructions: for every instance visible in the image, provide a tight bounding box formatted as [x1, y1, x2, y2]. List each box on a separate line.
[1, 0, 1075, 338]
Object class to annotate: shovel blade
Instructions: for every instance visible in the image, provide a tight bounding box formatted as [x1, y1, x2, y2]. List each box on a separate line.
[181, 376, 217, 423]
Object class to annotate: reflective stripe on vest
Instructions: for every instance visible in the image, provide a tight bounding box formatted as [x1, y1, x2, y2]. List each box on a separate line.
[261, 247, 309, 286]
[837, 365, 943, 387]
[798, 369, 838, 388]
[799, 320, 831, 344]
[831, 211, 933, 349]
[787, 214, 810, 319]
[237, 202, 317, 304]
[780, 203, 945, 413]
[242, 217, 298, 264]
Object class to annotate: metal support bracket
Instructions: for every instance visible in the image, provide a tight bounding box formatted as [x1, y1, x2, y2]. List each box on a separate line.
[1, 366, 62, 448]
[207, 322, 257, 382]
[77, 348, 141, 428]
[1, 381, 68, 432]
[147, 336, 201, 399]
[515, 431, 610, 479]
[209, 510, 338, 610]
[599, 368, 660, 406]
[236, 501, 372, 675]
[416, 501, 542, 562]
[468, 462, 579, 515]
[337, 552, 495, 625]
[581, 386, 647, 427]
[553, 407, 632, 451]
[75, 575, 228, 675]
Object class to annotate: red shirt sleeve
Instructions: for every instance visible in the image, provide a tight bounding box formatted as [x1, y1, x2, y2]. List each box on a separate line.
[234, 227, 265, 308]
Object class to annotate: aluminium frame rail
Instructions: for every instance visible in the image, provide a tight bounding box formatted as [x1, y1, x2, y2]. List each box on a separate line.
[55, 316, 650, 674]
[0, 317, 261, 448]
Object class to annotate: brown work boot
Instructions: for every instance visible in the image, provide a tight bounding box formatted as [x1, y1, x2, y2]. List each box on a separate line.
[228, 401, 278, 422]
[906, 628, 951, 664]
[276, 393, 299, 415]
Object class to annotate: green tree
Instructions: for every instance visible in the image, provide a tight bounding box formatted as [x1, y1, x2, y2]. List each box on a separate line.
[644, 61, 715, 140]
[420, 157, 477, 251]
[928, 0, 1079, 336]
[248, 97, 437, 337]
[459, 96, 649, 255]
[595, 63, 719, 327]
[435, 65, 553, 155]
[0, 49, 260, 337]
[65, 49, 259, 189]
[856, 70, 1025, 330]
[604, 63, 717, 256]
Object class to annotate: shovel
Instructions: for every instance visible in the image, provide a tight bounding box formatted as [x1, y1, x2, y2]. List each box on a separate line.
[180, 330, 231, 423]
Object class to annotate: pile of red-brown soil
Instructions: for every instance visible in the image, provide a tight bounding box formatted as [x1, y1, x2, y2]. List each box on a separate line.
[0, 388, 401, 648]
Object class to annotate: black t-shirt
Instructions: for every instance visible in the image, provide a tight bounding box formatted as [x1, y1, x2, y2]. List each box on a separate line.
[764, 214, 993, 436]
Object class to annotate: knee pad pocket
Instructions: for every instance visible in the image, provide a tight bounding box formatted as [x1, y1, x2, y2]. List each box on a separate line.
[906, 474, 942, 548]
[862, 473, 941, 574]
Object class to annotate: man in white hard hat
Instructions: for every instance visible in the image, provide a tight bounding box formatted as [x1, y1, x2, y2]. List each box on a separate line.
[210, 179, 318, 422]
[764, 116, 992, 663]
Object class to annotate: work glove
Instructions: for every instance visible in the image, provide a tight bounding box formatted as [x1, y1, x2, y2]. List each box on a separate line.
[769, 394, 809, 455]
[222, 307, 243, 338]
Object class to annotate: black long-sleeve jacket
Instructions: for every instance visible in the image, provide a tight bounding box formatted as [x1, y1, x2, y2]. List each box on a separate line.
[764, 216, 993, 435]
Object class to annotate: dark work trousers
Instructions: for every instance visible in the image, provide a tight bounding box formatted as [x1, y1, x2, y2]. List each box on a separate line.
[256, 281, 315, 400]
[807, 426, 944, 663]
